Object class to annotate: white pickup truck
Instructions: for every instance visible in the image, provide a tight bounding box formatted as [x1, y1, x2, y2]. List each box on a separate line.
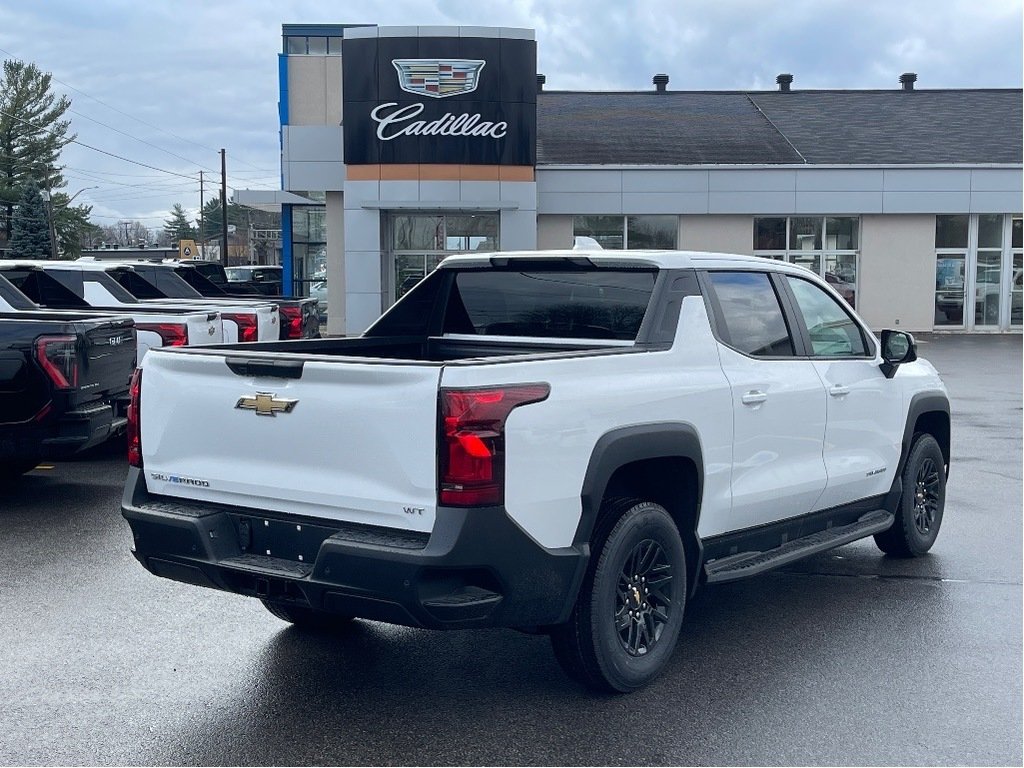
[121, 251, 950, 692]
[0, 266, 222, 361]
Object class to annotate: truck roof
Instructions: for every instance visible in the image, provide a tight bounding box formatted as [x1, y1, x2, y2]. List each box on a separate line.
[439, 250, 800, 272]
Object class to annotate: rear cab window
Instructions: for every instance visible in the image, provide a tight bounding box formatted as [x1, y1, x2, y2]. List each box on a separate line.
[442, 269, 657, 340]
[704, 271, 795, 357]
[368, 266, 659, 342]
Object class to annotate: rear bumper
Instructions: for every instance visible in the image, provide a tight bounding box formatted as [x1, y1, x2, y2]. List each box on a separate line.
[121, 468, 586, 630]
[0, 398, 127, 460]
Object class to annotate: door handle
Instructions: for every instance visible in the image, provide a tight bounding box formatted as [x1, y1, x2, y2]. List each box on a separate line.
[829, 384, 851, 397]
[741, 390, 768, 405]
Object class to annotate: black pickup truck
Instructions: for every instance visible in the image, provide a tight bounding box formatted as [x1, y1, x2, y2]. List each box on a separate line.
[1, 310, 137, 478]
[105, 261, 320, 340]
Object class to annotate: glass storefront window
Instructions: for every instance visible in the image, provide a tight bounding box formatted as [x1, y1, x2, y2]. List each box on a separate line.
[754, 217, 787, 250]
[975, 251, 1003, 326]
[978, 214, 1004, 249]
[573, 215, 677, 249]
[290, 206, 328, 322]
[573, 215, 625, 249]
[753, 216, 859, 308]
[445, 215, 499, 251]
[626, 215, 677, 249]
[392, 215, 444, 251]
[388, 212, 499, 302]
[936, 215, 969, 249]
[934, 254, 966, 326]
[789, 217, 822, 251]
[825, 217, 859, 250]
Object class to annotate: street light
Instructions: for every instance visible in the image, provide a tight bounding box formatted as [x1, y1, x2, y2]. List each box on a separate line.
[41, 186, 99, 259]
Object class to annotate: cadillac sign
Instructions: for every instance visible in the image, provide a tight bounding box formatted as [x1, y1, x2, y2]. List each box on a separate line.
[342, 36, 536, 166]
[392, 59, 486, 98]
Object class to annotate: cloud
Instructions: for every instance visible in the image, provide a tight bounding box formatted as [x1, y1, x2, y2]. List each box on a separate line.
[0, 0, 1019, 226]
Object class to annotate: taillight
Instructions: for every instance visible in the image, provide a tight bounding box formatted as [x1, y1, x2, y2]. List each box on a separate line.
[279, 305, 303, 339]
[34, 335, 78, 390]
[439, 383, 549, 507]
[136, 322, 189, 347]
[224, 312, 258, 342]
[127, 368, 142, 468]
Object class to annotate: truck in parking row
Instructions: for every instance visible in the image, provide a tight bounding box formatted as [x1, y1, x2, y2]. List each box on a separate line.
[120, 249, 950, 693]
[1, 310, 137, 478]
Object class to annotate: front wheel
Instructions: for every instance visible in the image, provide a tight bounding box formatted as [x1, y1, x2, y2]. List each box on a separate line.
[550, 499, 687, 693]
[875, 433, 946, 557]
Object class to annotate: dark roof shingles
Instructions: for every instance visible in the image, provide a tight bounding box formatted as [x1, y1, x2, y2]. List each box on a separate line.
[536, 89, 1022, 166]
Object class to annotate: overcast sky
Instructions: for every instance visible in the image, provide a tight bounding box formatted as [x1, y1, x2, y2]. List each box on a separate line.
[1, 0, 1020, 232]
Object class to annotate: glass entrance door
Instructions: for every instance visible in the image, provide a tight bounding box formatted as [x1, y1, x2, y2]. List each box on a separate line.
[386, 212, 499, 304]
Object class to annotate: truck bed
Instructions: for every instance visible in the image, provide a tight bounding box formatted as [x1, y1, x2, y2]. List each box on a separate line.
[176, 335, 637, 364]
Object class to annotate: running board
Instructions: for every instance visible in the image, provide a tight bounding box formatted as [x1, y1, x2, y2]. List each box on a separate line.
[704, 510, 894, 584]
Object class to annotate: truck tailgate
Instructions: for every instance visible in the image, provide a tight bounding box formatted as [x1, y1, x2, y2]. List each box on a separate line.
[139, 350, 442, 532]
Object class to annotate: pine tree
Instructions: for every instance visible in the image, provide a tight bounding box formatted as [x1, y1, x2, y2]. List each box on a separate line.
[0, 60, 74, 243]
[163, 203, 197, 243]
[9, 180, 52, 258]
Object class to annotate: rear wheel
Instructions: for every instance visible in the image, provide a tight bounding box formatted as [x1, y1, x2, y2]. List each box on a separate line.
[261, 600, 353, 630]
[550, 499, 687, 693]
[875, 433, 946, 557]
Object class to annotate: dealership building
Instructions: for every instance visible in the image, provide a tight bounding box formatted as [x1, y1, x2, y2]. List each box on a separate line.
[242, 23, 1023, 336]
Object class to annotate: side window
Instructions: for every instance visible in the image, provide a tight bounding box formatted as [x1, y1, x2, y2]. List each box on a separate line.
[786, 276, 868, 357]
[706, 271, 795, 357]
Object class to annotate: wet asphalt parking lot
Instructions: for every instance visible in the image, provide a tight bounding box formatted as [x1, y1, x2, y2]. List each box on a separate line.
[0, 333, 1020, 766]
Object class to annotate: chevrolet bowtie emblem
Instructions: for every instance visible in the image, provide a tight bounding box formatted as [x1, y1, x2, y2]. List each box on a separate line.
[235, 392, 298, 417]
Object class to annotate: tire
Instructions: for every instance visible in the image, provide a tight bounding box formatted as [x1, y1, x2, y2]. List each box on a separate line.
[550, 498, 687, 693]
[261, 599, 353, 630]
[874, 433, 946, 557]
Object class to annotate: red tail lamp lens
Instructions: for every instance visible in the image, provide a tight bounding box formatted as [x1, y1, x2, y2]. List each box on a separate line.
[34, 335, 78, 390]
[127, 368, 142, 468]
[136, 322, 189, 347]
[279, 306, 303, 339]
[225, 312, 258, 342]
[439, 384, 549, 507]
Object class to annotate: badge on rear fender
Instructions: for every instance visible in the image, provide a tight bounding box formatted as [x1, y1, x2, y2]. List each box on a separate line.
[235, 392, 298, 417]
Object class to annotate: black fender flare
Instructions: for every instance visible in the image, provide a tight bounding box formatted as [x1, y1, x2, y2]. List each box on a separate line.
[574, 423, 705, 548]
[884, 391, 951, 512]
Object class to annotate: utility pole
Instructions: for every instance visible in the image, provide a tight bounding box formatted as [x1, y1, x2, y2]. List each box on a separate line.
[43, 181, 57, 259]
[220, 149, 228, 264]
[199, 170, 204, 255]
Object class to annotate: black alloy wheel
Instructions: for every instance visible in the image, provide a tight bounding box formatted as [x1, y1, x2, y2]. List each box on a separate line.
[550, 498, 687, 693]
[616, 539, 673, 657]
[912, 455, 942, 536]
[875, 433, 946, 557]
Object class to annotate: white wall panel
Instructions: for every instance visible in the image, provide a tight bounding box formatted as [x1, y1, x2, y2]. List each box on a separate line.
[622, 192, 707, 214]
[857, 214, 936, 332]
[794, 190, 883, 214]
[537, 170, 620, 193]
[343, 208, 381, 252]
[286, 162, 345, 192]
[500, 210, 538, 250]
[537, 215, 573, 249]
[709, 190, 796, 214]
[882, 191, 972, 213]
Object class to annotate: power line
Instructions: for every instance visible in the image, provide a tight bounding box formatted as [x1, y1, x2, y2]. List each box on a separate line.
[0, 107, 199, 181]
[0, 44, 274, 176]
[69, 108, 220, 174]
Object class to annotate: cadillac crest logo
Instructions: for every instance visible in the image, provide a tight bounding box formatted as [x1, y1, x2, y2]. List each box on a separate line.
[392, 59, 486, 98]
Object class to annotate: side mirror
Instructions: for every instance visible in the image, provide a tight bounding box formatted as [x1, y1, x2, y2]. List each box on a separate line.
[879, 329, 917, 378]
